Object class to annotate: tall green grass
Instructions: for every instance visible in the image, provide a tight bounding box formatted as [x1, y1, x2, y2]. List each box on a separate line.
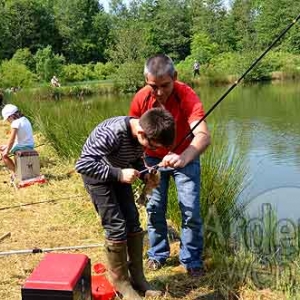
[167, 125, 249, 254]
[11, 92, 131, 159]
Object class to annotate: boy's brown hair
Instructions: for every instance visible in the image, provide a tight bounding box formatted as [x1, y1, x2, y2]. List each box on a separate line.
[139, 107, 175, 147]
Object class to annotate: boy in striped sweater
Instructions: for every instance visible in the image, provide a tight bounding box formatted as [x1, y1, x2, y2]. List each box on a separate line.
[75, 108, 175, 300]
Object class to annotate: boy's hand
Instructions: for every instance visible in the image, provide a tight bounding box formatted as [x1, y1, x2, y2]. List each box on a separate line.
[120, 168, 140, 184]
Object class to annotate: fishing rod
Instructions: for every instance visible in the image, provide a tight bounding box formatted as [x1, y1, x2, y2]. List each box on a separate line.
[140, 13, 300, 175]
[0, 243, 104, 257]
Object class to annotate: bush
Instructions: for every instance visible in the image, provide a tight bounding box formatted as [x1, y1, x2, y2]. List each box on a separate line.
[94, 62, 116, 80]
[0, 60, 37, 88]
[12, 48, 35, 71]
[112, 60, 144, 93]
[35, 46, 65, 82]
[62, 64, 96, 82]
[175, 57, 195, 84]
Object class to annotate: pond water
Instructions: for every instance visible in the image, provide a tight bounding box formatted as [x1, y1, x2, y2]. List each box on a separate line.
[85, 80, 300, 221]
[198, 81, 300, 221]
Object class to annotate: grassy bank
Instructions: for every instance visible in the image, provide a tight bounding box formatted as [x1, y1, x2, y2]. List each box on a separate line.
[1, 119, 292, 300]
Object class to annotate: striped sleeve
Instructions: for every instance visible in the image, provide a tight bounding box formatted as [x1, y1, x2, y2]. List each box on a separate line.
[75, 126, 122, 181]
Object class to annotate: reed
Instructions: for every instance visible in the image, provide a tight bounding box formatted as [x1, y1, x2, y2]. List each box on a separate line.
[11, 92, 130, 159]
[167, 124, 248, 254]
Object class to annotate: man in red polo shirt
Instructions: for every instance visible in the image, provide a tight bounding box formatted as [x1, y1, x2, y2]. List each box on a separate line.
[129, 54, 211, 276]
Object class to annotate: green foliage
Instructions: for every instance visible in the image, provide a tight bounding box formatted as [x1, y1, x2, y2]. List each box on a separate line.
[147, 0, 191, 61]
[53, 0, 110, 63]
[29, 83, 115, 100]
[34, 46, 65, 82]
[3, 0, 61, 57]
[0, 0, 300, 87]
[112, 60, 145, 93]
[94, 62, 116, 80]
[62, 64, 95, 82]
[0, 59, 36, 88]
[190, 32, 219, 64]
[175, 57, 197, 85]
[240, 52, 274, 82]
[107, 22, 149, 64]
[12, 48, 35, 71]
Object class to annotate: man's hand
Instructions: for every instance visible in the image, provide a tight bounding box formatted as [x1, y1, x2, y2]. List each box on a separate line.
[160, 152, 186, 168]
[120, 168, 140, 184]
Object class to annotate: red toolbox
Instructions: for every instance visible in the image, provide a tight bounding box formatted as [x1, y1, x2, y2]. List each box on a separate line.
[21, 253, 92, 299]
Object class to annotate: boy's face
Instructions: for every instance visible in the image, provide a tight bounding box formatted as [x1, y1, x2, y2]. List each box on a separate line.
[137, 130, 163, 151]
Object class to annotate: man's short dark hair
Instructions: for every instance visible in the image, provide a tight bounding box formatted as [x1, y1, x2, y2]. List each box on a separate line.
[144, 54, 175, 78]
[139, 108, 175, 147]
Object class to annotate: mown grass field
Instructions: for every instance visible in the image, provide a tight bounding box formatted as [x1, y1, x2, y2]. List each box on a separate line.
[0, 121, 288, 300]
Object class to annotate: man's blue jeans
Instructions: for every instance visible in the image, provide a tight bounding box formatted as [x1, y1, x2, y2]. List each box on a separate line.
[145, 156, 203, 269]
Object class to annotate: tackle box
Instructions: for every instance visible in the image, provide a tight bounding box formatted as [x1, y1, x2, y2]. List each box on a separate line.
[21, 253, 92, 299]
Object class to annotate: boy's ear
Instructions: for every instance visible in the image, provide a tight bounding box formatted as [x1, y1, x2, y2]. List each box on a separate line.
[137, 124, 145, 136]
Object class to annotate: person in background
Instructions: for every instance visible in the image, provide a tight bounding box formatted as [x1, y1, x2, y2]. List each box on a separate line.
[129, 54, 211, 277]
[1, 104, 34, 178]
[193, 60, 200, 77]
[51, 75, 61, 87]
[75, 108, 175, 300]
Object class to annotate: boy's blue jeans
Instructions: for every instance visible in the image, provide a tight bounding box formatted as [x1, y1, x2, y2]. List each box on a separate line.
[145, 156, 203, 269]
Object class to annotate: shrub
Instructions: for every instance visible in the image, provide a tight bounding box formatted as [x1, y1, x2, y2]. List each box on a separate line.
[112, 60, 144, 93]
[0, 60, 37, 88]
[35, 45, 65, 82]
[62, 64, 96, 82]
[12, 48, 35, 71]
[94, 62, 116, 80]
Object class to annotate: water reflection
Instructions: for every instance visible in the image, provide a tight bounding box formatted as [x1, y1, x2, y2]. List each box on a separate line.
[197, 81, 300, 219]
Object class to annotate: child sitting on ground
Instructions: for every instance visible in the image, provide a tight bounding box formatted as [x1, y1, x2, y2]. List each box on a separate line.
[1, 104, 34, 177]
[75, 107, 175, 300]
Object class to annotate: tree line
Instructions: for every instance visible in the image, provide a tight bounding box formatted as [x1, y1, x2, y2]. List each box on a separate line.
[0, 0, 300, 90]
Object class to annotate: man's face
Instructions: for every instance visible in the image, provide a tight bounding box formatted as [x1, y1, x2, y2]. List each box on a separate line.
[146, 74, 175, 105]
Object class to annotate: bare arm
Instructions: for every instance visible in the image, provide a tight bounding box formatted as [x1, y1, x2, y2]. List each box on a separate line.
[2, 128, 17, 155]
[181, 120, 211, 164]
[161, 120, 211, 168]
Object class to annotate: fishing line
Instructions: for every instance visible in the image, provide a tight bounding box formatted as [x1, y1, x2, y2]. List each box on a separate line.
[140, 13, 300, 175]
[0, 194, 86, 211]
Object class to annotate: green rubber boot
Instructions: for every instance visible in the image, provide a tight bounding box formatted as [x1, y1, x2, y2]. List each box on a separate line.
[105, 240, 142, 300]
[127, 232, 163, 298]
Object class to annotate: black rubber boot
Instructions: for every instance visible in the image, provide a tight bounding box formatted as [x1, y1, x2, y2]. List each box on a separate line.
[105, 239, 142, 300]
[127, 232, 163, 298]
